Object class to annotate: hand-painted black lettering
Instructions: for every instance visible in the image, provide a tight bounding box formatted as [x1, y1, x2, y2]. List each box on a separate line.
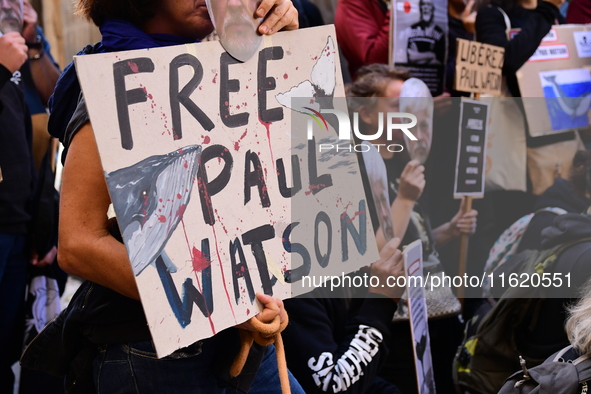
[113, 58, 154, 150]
[244, 150, 271, 207]
[170, 53, 214, 141]
[242, 225, 276, 295]
[220, 52, 249, 128]
[258, 46, 284, 123]
[308, 138, 333, 194]
[276, 155, 302, 198]
[341, 200, 367, 262]
[197, 145, 233, 225]
[230, 237, 256, 304]
[283, 222, 311, 283]
[314, 211, 332, 268]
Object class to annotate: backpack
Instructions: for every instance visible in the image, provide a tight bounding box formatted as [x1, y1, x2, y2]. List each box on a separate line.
[453, 236, 591, 394]
[498, 345, 591, 394]
[481, 207, 567, 297]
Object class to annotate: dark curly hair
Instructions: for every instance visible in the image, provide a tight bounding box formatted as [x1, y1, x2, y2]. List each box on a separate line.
[76, 0, 160, 27]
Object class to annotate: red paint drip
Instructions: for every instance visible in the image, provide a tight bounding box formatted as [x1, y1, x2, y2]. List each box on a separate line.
[258, 115, 276, 171]
[212, 226, 237, 322]
[128, 61, 139, 73]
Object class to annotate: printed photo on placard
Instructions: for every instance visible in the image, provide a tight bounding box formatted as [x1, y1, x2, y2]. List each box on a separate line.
[391, 0, 448, 96]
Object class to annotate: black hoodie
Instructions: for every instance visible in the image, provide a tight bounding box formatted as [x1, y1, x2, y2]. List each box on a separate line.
[516, 178, 590, 253]
[517, 213, 591, 360]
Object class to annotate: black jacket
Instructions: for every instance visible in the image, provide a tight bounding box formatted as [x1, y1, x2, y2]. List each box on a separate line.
[283, 285, 401, 394]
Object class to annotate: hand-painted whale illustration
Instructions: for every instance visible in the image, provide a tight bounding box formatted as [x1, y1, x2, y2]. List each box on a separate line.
[543, 75, 591, 118]
[106, 145, 202, 276]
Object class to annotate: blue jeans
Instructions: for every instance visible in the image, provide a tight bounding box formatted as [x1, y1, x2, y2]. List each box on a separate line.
[94, 340, 304, 393]
[0, 234, 28, 394]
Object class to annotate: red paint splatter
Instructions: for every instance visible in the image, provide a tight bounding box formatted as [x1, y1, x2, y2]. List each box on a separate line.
[283, 73, 288, 79]
[202, 135, 211, 144]
[158, 215, 166, 223]
[304, 184, 326, 196]
[404, 1, 411, 12]
[347, 211, 366, 223]
[177, 193, 182, 199]
[258, 115, 276, 171]
[128, 61, 139, 73]
[180, 219, 216, 334]
[192, 247, 211, 272]
[212, 73, 218, 83]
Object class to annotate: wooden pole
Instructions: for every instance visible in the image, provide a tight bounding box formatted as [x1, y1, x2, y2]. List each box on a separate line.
[456, 195, 473, 302]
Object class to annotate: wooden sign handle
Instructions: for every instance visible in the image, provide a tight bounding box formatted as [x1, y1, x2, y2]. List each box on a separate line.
[457, 195, 472, 303]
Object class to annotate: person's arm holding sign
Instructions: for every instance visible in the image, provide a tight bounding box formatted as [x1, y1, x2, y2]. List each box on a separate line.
[431, 197, 478, 247]
[475, 0, 564, 75]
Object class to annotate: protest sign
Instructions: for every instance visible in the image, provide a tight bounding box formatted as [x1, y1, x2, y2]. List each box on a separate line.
[454, 99, 490, 198]
[404, 239, 436, 394]
[516, 24, 591, 137]
[75, 25, 378, 357]
[390, 0, 448, 96]
[361, 141, 394, 242]
[454, 39, 504, 96]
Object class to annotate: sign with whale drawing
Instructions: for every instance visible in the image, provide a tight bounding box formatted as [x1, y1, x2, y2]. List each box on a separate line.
[75, 25, 378, 358]
[516, 24, 591, 137]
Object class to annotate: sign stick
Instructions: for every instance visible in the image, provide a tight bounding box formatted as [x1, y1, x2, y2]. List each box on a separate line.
[457, 195, 472, 303]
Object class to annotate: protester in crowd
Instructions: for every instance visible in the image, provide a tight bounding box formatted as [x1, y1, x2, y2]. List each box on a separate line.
[566, 0, 591, 24]
[0, 18, 35, 394]
[293, 0, 324, 28]
[348, 65, 477, 393]
[16, 3, 63, 392]
[446, 0, 476, 95]
[475, 0, 565, 97]
[0, 0, 62, 391]
[510, 150, 591, 254]
[43, 0, 302, 392]
[282, 238, 405, 394]
[334, 0, 389, 80]
[566, 281, 591, 358]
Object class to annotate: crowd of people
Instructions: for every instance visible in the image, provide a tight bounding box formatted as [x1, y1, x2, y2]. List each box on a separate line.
[1, 0, 591, 393]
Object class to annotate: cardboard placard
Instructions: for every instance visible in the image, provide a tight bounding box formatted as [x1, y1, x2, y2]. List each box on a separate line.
[404, 240, 436, 394]
[454, 38, 504, 96]
[454, 99, 490, 198]
[75, 25, 378, 357]
[516, 24, 591, 137]
[390, 0, 449, 96]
